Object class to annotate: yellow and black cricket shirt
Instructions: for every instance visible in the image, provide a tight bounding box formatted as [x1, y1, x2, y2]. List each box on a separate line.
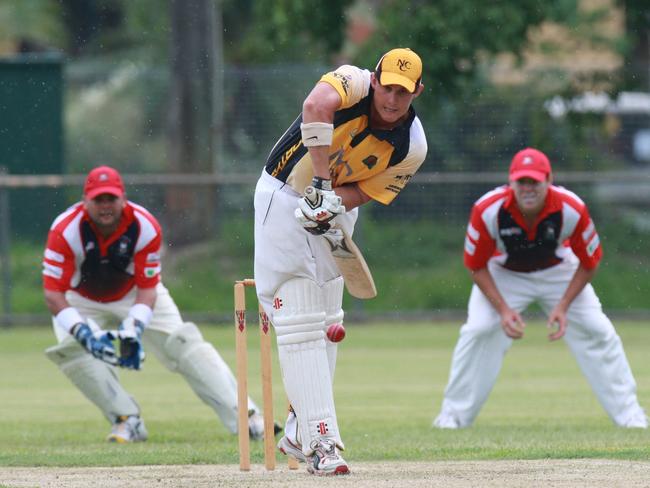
[264, 65, 428, 205]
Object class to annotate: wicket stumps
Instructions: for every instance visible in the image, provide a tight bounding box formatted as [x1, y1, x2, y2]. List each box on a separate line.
[234, 279, 300, 471]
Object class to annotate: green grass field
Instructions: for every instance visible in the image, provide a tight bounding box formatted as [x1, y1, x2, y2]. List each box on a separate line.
[1, 321, 649, 467]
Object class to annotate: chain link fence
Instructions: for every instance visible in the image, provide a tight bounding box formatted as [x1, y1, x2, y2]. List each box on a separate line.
[2, 170, 650, 325]
[1, 61, 650, 324]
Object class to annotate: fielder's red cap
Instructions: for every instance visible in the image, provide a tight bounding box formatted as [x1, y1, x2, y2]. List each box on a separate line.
[509, 148, 551, 182]
[84, 166, 125, 199]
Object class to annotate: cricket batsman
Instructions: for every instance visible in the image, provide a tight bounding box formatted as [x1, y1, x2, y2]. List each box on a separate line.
[254, 48, 428, 475]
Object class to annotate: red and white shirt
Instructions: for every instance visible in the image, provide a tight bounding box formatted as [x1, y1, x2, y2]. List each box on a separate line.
[43, 201, 162, 302]
[464, 185, 602, 272]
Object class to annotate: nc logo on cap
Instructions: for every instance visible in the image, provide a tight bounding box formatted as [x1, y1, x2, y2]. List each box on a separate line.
[523, 157, 533, 165]
[99, 173, 109, 181]
[397, 59, 411, 72]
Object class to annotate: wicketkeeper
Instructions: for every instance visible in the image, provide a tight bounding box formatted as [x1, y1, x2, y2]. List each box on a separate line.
[43, 166, 272, 442]
[254, 48, 428, 475]
[433, 148, 647, 429]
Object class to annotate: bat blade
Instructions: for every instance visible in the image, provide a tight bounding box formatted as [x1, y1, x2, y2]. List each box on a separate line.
[323, 229, 377, 299]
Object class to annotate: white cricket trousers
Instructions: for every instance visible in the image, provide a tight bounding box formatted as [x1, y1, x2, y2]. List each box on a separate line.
[51, 282, 251, 433]
[253, 169, 358, 450]
[253, 169, 358, 314]
[440, 258, 643, 427]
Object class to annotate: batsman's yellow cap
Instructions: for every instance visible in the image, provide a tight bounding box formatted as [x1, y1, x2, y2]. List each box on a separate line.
[375, 48, 422, 93]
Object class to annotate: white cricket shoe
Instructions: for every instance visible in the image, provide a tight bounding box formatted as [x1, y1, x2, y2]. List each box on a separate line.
[307, 439, 350, 476]
[248, 410, 283, 440]
[248, 410, 265, 440]
[107, 415, 148, 443]
[622, 410, 648, 429]
[277, 435, 307, 463]
[433, 410, 460, 429]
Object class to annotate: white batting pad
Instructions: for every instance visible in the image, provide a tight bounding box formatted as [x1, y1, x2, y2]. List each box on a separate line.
[323, 276, 344, 381]
[45, 340, 139, 423]
[273, 278, 343, 452]
[161, 322, 253, 434]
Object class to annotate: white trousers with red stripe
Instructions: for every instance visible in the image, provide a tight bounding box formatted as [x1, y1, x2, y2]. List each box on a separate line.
[253, 170, 357, 451]
[253, 170, 358, 315]
[438, 258, 644, 427]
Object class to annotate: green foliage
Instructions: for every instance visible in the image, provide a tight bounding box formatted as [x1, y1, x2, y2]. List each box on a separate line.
[359, 218, 471, 312]
[162, 218, 255, 313]
[1, 322, 648, 465]
[1, 0, 640, 97]
[416, 84, 631, 173]
[65, 60, 169, 173]
[8, 242, 44, 313]
[616, 0, 650, 90]
[230, 0, 354, 63]
[9, 214, 650, 316]
[0, 0, 67, 48]
[356, 1, 579, 98]
[119, 0, 170, 61]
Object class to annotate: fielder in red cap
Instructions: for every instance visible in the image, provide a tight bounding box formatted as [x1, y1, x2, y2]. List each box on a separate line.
[433, 147, 647, 430]
[42, 166, 273, 443]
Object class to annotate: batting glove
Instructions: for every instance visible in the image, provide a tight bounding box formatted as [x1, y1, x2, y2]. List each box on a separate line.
[294, 208, 334, 235]
[117, 317, 145, 370]
[73, 323, 119, 366]
[295, 178, 345, 235]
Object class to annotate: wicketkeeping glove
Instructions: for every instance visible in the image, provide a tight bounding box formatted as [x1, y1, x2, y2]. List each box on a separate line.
[73, 323, 119, 366]
[117, 317, 145, 370]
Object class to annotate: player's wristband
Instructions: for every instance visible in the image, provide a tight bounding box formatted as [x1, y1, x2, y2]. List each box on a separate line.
[311, 176, 332, 191]
[56, 307, 85, 334]
[128, 303, 153, 327]
[301, 122, 333, 147]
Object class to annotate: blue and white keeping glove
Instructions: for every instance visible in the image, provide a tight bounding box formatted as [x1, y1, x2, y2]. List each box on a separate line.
[295, 177, 345, 236]
[73, 322, 118, 366]
[117, 317, 145, 370]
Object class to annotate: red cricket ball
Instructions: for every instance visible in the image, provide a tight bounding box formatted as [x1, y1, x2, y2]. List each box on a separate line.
[326, 323, 346, 343]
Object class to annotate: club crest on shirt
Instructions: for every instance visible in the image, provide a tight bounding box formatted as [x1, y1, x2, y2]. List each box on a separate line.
[362, 155, 378, 170]
[542, 222, 556, 241]
[118, 236, 131, 256]
[500, 227, 522, 236]
[145, 267, 159, 278]
[330, 148, 352, 177]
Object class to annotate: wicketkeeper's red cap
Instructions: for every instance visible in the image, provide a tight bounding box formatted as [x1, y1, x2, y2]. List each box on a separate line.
[84, 166, 125, 199]
[509, 148, 551, 182]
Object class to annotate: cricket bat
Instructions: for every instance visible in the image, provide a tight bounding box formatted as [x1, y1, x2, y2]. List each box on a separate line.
[323, 228, 377, 299]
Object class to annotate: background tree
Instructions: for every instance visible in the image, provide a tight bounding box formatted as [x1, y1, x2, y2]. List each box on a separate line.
[222, 0, 354, 63]
[165, 0, 220, 245]
[0, 0, 66, 51]
[355, 1, 580, 98]
[618, 0, 650, 90]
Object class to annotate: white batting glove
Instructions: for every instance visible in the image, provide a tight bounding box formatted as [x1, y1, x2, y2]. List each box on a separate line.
[295, 177, 345, 235]
[295, 207, 336, 235]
